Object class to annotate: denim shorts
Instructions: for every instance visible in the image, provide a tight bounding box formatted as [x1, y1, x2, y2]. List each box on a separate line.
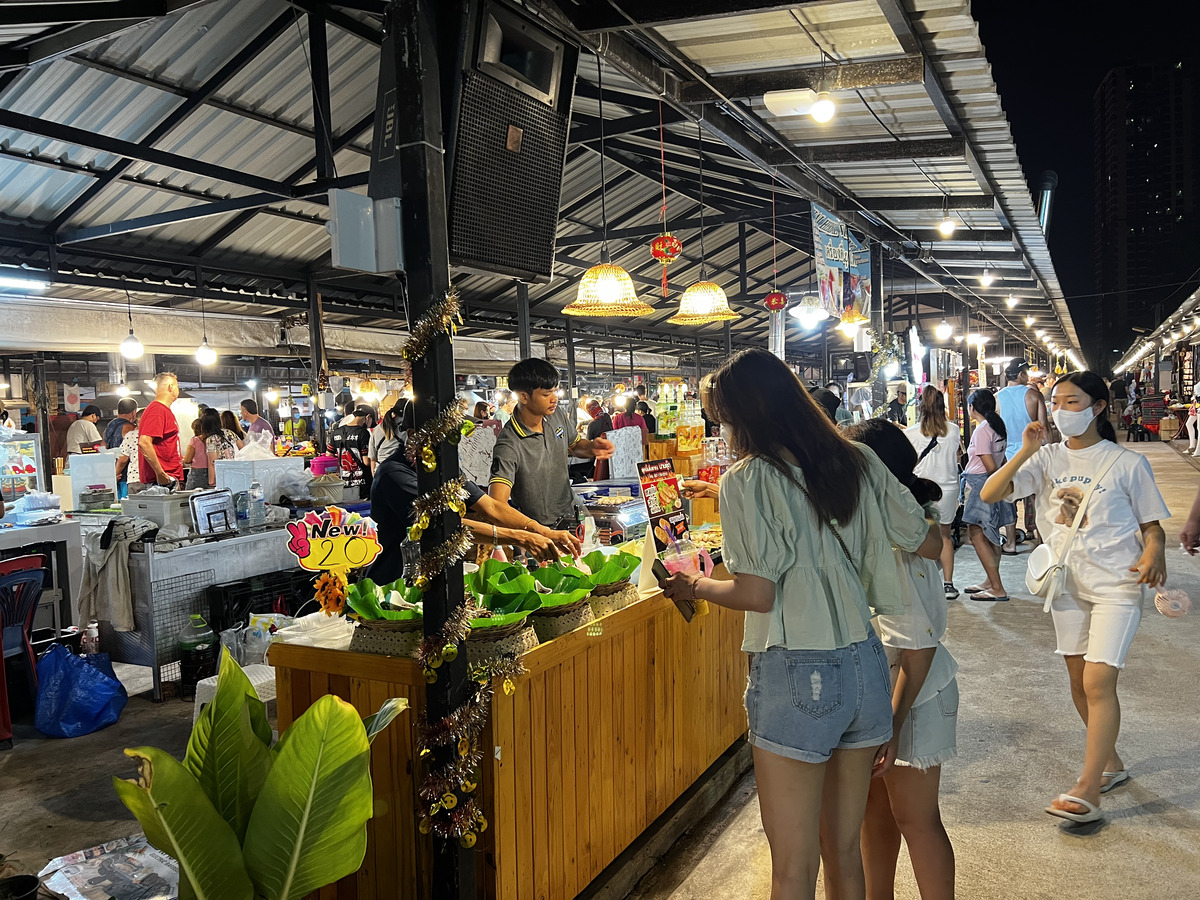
[894, 678, 959, 771]
[744, 633, 894, 764]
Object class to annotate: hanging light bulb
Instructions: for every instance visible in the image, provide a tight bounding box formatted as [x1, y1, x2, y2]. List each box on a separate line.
[265, 388, 280, 403]
[935, 318, 953, 341]
[119, 287, 144, 359]
[1024, 316, 1035, 327]
[883, 360, 901, 378]
[788, 294, 829, 330]
[810, 92, 836, 123]
[115, 381, 130, 397]
[195, 338, 217, 366]
[938, 214, 956, 237]
[1005, 294, 1018, 309]
[980, 267, 995, 287]
[562, 52, 651, 318]
[836, 306, 869, 337]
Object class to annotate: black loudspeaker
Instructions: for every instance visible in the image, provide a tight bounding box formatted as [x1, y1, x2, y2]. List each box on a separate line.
[447, 2, 578, 282]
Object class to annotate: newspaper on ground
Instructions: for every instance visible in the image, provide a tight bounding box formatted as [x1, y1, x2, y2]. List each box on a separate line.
[38, 834, 177, 900]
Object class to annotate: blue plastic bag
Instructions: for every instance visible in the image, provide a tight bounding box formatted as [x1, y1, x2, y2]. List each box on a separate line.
[34, 644, 128, 738]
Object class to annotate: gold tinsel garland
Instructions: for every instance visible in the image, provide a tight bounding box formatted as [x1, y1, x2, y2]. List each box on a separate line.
[412, 525, 474, 591]
[403, 288, 462, 362]
[409, 477, 470, 542]
[405, 400, 471, 473]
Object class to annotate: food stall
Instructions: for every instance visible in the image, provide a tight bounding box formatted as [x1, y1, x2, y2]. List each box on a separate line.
[270, 578, 747, 900]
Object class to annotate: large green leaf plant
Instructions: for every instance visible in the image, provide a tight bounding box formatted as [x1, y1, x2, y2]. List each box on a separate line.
[113, 650, 406, 900]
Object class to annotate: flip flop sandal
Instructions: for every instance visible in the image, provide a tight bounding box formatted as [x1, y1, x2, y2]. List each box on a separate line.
[1002, 546, 1020, 555]
[971, 590, 1009, 601]
[965, 584, 989, 593]
[1045, 794, 1103, 823]
[1101, 770, 1130, 794]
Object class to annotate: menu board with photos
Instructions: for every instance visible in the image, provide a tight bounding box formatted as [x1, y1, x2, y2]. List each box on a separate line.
[637, 459, 690, 554]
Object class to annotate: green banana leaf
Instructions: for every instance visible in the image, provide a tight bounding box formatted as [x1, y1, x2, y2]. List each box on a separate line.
[362, 697, 410, 745]
[533, 565, 594, 608]
[113, 747, 254, 900]
[182, 649, 274, 841]
[346, 577, 422, 622]
[466, 558, 537, 598]
[470, 590, 542, 629]
[580, 549, 640, 586]
[242, 694, 373, 900]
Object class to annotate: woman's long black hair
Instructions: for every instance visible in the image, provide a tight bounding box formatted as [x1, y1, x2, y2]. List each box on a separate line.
[704, 348, 868, 526]
[1057, 371, 1118, 443]
[969, 389, 1007, 440]
[844, 419, 943, 507]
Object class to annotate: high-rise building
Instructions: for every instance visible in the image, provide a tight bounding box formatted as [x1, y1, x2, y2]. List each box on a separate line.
[1093, 59, 1199, 367]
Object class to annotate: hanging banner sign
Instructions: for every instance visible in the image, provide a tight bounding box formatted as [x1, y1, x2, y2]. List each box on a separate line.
[810, 203, 873, 320]
[286, 506, 382, 573]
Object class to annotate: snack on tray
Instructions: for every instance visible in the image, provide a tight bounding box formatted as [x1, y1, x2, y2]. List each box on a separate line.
[692, 526, 723, 550]
[588, 495, 634, 508]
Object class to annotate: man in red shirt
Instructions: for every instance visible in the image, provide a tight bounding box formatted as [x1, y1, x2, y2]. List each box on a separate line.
[138, 372, 184, 487]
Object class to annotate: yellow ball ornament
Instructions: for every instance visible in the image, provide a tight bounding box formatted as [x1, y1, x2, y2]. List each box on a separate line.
[421, 446, 437, 471]
[441, 792, 458, 810]
[461, 420, 476, 439]
[418, 817, 432, 835]
[442, 643, 458, 662]
[460, 831, 477, 849]
[423, 667, 437, 684]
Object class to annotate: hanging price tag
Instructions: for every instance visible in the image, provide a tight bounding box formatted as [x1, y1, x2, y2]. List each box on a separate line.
[285, 505, 382, 573]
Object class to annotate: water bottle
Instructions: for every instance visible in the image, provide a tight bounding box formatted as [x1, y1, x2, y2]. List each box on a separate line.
[235, 491, 250, 531]
[178, 613, 217, 699]
[249, 479, 266, 531]
[80, 622, 100, 655]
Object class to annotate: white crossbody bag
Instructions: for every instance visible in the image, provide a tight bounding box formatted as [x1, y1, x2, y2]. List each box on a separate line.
[1024, 451, 1121, 612]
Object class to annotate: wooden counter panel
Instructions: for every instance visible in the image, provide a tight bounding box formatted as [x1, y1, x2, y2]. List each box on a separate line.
[271, 592, 748, 900]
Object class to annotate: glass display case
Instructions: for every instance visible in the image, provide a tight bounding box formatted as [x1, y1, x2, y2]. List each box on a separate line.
[0, 433, 43, 502]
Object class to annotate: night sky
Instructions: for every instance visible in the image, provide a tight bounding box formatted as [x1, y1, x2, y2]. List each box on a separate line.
[972, 1, 1196, 364]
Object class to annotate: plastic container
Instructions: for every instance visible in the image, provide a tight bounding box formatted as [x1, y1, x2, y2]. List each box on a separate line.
[235, 491, 250, 531]
[249, 479, 266, 531]
[0, 874, 41, 900]
[310, 454, 339, 476]
[80, 621, 100, 655]
[178, 614, 217, 700]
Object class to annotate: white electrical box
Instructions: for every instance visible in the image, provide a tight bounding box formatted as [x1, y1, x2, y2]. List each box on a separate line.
[327, 188, 405, 274]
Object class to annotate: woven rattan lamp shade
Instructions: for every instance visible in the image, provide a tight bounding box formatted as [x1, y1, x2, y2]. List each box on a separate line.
[562, 263, 653, 316]
[667, 280, 739, 325]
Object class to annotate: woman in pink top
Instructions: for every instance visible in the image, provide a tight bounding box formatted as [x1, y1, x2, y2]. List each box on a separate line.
[612, 396, 649, 447]
[181, 419, 210, 490]
[959, 390, 1015, 601]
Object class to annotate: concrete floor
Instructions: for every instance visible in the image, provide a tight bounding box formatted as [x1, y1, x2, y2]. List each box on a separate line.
[2, 440, 1198, 899]
[628, 440, 1200, 900]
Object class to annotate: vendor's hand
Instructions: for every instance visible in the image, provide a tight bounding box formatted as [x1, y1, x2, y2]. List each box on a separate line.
[1130, 548, 1167, 587]
[681, 479, 718, 501]
[872, 737, 898, 778]
[591, 437, 614, 460]
[155, 470, 171, 486]
[1021, 421, 1046, 456]
[1182, 517, 1200, 555]
[547, 527, 582, 558]
[661, 571, 699, 602]
[516, 531, 564, 562]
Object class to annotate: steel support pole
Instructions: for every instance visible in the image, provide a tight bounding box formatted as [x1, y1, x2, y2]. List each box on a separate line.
[723, 321, 732, 359]
[694, 337, 702, 381]
[517, 281, 532, 359]
[32, 353, 51, 479]
[370, 2, 473, 897]
[565, 317, 577, 399]
[308, 10, 335, 181]
[307, 273, 328, 449]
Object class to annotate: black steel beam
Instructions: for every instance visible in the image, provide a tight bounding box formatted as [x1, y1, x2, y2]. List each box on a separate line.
[557, 200, 809, 246]
[288, 0, 382, 44]
[192, 111, 375, 255]
[836, 194, 994, 212]
[767, 137, 966, 166]
[680, 54, 925, 103]
[574, 0, 823, 33]
[0, 2, 168, 26]
[908, 228, 1013, 243]
[57, 172, 368, 244]
[569, 106, 686, 144]
[45, 10, 294, 233]
[308, 11, 336, 180]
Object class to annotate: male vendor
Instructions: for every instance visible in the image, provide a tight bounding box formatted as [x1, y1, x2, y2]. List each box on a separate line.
[488, 358, 613, 529]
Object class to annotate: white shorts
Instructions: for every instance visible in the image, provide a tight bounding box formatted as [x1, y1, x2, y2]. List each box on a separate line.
[894, 678, 959, 771]
[1050, 594, 1142, 668]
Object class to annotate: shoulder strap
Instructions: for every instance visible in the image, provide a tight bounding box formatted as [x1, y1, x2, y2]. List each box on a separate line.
[795, 480, 855, 566]
[1054, 449, 1123, 569]
[916, 435, 938, 465]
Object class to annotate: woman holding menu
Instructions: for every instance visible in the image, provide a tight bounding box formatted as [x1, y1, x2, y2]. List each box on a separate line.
[663, 349, 941, 900]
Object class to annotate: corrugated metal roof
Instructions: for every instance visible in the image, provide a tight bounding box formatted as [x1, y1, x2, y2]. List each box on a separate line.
[0, 0, 1081, 365]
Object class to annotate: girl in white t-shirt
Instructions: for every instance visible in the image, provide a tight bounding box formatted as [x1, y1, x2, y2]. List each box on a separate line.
[849, 420, 957, 899]
[982, 371, 1168, 824]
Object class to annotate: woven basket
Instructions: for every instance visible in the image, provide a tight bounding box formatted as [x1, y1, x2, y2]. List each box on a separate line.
[465, 625, 538, 666]
[349, 625, 421, 658]
[351, 614, 423, 633]
[590, 581, 639, 619]
[590, 579, 631, 597]
[467, 617, 530, 642]
[531, 602, 594, 642]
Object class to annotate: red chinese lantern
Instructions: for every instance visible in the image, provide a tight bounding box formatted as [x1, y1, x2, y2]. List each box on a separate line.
[764, 290, 787, 312]
[649, 232, 683, 296]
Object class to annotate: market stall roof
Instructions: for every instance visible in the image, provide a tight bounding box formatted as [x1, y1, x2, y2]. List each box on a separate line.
[1113, 288, 1200, 376]
[0, 0, 1082, 371]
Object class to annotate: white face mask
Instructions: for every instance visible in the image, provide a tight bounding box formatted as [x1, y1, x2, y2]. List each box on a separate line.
[1053, 406, 1097, 438]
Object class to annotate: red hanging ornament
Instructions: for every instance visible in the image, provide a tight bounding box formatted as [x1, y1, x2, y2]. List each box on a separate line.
[650, 232, 683, 297]
[763, 290, 787, 312]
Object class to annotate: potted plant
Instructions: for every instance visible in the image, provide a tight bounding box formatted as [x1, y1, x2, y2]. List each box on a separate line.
[113, 651, 406, 900]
